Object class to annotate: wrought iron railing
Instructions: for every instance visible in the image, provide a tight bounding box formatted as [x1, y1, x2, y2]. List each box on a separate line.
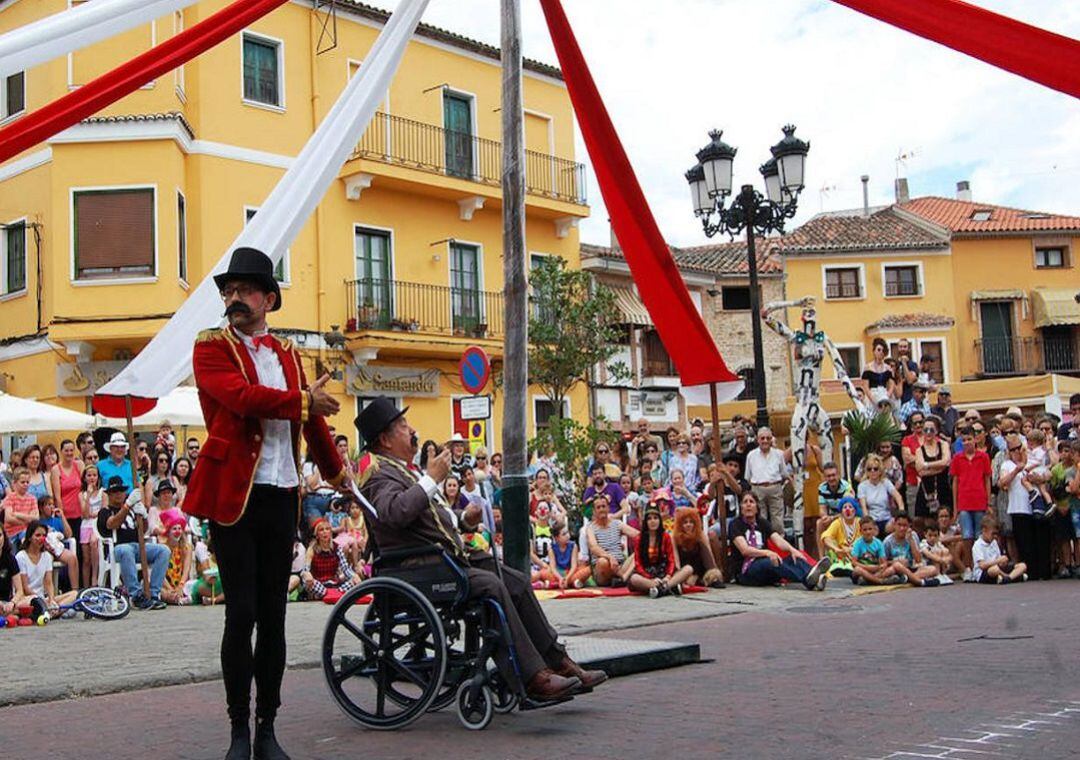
[345, 278, 504, 339]
[349, 112, 588, 205]
[974, 335, 1080, 375]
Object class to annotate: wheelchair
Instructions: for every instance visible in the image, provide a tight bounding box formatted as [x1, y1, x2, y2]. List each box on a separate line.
[321, 543, 572, 731]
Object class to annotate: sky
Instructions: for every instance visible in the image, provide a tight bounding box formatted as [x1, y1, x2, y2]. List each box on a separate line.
[377, 0, 1080, 248]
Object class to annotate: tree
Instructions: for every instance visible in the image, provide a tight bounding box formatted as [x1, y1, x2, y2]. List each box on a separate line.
[528, 256, 627, 418]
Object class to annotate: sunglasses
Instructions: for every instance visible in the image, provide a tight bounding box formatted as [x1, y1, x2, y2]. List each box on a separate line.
[866, 466, 881, 472]
[972, 428, 985, 434]
[1008, 446, 1022, 452]
[597, 449, 609, 454]
[476, 456, 487, 461]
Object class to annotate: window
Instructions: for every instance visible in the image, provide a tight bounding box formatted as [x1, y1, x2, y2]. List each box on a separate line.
[355, 227, 392, 326]
[450, 242, 481, 331]
[884, 264, 920, 297]
[533, 397, 568, 432]
[824, 266, 861, 299]
[720, 286, 752, 311]
[443, 91, 473, 178]
[1, 71, 24, 120]
[73, 188, 155, 280]
[641, 329, 675, 376]
[736, 368, 757, 401]
[2, 221, 26, 294]
[835, 346, 862, 378]
[970, 210, 993, 222]
[244, 207, 287, 282]
[1035, 247, 1065, 268]
[919, 340, 945, 384]
[242, 34, 282, 108]
[177, 192, 187, 283]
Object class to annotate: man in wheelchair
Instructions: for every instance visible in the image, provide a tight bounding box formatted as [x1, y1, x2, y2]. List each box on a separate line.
[356, 397, 607, 702]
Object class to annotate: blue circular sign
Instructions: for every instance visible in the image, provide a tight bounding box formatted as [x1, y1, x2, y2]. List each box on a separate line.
[459, 346, 490, 394]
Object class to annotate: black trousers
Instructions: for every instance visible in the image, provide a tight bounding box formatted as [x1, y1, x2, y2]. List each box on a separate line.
[1012, 513, 1053, 580]
[211, 485, 297, 722]
[467, 558, 566, 684]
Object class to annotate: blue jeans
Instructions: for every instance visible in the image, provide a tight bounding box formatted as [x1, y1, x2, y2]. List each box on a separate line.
[302, 492, 332, 524]
[739, 556, 812, 588]
[958, 509, 985, 540]
[114, 542, 170, 599]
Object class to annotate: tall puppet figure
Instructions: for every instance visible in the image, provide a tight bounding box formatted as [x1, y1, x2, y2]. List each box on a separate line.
[760, 297, 860, 520]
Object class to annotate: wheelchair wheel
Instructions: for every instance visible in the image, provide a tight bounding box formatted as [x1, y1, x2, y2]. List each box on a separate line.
[323, 578, 447, 731]
[76, 587, 131, 620]
[456, 681, 494, 730]
[489, 672, 518, 714]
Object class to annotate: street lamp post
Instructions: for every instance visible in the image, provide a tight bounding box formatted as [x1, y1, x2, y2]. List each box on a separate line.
[687, 125, 809, 431]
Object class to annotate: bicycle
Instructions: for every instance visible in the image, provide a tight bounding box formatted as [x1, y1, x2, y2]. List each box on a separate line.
[36, 586, 131, 623]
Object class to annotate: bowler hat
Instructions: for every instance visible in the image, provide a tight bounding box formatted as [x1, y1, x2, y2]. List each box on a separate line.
[356, 396, 409, 451]
[213, 247, 282, 311]
[105, 476, 128, 493]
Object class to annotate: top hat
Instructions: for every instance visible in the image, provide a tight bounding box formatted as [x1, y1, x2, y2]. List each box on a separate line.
[105, 476, 128, 493]
[356, 396, 409, 451]
[155, 479, 177, 496]
[213, 247, 282, 311]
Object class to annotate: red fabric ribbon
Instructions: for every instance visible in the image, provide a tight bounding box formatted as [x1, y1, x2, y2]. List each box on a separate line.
[0, 0, 289, 164]
[831, 0, 1080, 99]
[253, 335, 275, 351]
[538, 0, 737, 389]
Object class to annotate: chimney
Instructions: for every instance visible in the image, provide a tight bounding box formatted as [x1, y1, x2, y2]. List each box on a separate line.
[861, 175, 870, 216]
[894, 177, 910, 204]
[956, 180, 972, 202]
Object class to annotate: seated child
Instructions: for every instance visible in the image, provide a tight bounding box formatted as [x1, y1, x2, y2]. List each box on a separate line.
[187, 536, 223, 605]
[971, 516, 1028, 584]
[159, 509, 192, 605]
[935, 506, 966, 576]
[850, 516, 896, 586]
[548, 523, 591, 589]
[919, 522, 959, 578]
[883, 512, 943, 587]
[300, 518, 359, 601]
[820, 496, 861, 576]
[333, 499, 369, 578]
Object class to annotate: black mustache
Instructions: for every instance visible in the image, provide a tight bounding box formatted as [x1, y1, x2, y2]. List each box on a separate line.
[410, 432, 419, 448]
[224, 302, 252, 318]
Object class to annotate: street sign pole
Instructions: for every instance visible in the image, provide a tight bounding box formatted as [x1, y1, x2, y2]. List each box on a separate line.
[500, 0, 529, 576]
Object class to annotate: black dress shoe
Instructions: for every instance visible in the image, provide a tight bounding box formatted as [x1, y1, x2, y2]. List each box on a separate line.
[225, 720, 250, 760]
[253, 718, 290, 760]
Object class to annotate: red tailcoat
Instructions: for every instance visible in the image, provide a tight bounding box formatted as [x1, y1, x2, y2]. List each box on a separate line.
[187, 327, 343, 526]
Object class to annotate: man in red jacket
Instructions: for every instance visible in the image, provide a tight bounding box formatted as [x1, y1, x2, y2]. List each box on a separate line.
[189, 247, 344, 760]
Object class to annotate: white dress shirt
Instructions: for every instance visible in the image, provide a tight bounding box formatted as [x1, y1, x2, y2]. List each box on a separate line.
[744, 446, 788, 485]
[238, 330, 299, 489]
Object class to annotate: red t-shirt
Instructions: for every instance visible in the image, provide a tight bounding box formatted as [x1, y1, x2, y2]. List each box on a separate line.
[949, 450, 991, 511]
[901, 434, 922, 486]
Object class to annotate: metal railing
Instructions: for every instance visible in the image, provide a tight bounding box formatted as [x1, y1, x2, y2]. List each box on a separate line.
[825, 283, 862, 299]
[975, 335, 1080, 375]
[345, 278, 504, 339]
[350, 112, 587, 205]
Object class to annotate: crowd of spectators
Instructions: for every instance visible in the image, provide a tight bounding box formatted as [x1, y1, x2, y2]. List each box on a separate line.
[3, 388, 1079, 618]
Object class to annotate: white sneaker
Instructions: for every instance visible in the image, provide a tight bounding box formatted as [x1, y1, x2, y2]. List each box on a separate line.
[962, 568, 973, 583]
[937, 574, 954, 585]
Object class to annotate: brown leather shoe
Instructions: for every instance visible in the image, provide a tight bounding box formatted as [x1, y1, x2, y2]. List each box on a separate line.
[554, 656, 609, 690]
[526, 669, 581, 700]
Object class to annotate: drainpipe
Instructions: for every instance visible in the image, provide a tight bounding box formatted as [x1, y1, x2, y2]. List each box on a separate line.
[309, 10, 327, 390]
[861, 175, 870, 217]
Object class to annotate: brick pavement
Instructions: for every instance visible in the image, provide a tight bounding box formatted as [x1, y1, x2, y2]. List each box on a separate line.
[3, 581, 1078, 759]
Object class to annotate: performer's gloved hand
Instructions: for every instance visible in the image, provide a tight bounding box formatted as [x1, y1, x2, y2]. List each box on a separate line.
[126, 488, 148, 518]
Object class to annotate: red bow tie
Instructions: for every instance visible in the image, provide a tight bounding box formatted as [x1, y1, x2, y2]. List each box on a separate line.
[253, 335, 275, 351]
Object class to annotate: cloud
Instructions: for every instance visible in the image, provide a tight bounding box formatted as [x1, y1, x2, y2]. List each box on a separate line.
[379, 0, 1080, 245]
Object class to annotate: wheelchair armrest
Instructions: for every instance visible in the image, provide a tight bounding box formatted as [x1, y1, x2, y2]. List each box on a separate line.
[374, 544, 444, 568]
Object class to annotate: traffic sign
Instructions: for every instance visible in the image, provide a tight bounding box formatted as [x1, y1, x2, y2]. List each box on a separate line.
[459, 346, 490, 395]
[459, 395, 491, 420]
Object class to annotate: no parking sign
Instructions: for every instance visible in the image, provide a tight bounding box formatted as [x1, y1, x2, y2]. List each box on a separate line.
[459, 346, 490, 395]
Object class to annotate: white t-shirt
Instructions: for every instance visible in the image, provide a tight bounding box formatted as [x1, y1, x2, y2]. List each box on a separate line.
[744, 448, 787, 484]
[858, 478, 898, 523]
[15, 550, 51, 597]
[971, 536, 1002, 582]
[1000, 460, 1031, 516]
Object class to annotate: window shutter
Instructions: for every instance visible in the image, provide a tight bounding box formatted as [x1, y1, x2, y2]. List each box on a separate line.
[75, 189, 155, 277]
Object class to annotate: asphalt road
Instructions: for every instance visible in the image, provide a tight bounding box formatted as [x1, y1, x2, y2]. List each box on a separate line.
[4, 581, 1079, 759]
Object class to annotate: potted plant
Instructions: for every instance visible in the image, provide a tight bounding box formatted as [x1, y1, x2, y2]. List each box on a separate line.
[471, 321, 488, 338]
[357, 301, 380, 328]
[841, 410, 902, 470]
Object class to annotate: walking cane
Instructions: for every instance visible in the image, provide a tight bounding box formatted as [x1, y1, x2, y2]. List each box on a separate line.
[124, 394, 151, 599]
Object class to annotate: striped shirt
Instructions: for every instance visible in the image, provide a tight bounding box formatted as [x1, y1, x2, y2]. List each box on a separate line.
[588, 519, 625, 562]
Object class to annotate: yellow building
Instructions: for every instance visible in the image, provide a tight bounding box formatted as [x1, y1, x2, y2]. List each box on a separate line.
[780, 181, 1080, 415]
[0, 1, 590, 451]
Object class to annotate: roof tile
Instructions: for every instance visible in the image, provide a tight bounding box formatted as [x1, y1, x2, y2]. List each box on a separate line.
[866, 313, 956, 331]
[779, 207, 948, 253]
[580, 238, 782, 276]
[900, 196, 1080, 234]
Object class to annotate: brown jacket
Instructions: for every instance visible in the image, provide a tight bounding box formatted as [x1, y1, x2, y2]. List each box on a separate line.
[360, 454, 467, 562]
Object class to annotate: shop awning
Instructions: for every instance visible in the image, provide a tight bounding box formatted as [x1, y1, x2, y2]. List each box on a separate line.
[610, 285, 653, 326]
[970, 289, 1025, 301]
[1032, 288, 1080, 328]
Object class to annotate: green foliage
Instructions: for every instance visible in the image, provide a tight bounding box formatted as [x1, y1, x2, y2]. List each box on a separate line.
[842, 410, 902, 466]
[528, 257, 627, 417]
[528, 415, 622, 524]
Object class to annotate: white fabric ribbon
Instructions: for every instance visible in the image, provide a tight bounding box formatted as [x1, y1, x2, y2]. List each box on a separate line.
[0, 0, 200, 80]
[98, 0, 430, 403]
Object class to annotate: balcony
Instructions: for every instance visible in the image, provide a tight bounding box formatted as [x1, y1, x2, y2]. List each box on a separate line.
[975, 334, 1080, 376]
[345, 278, 504, 342]
[349, 112, 588, 206]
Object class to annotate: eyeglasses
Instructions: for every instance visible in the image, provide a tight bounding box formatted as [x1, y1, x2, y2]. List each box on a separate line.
[866, 466, 881, 472]
[219, 283, 259, 299]
[596, 449, 609, 454]
[475, 456, 487, 461]
[1008, 446, 1022, 452]
[972, 428, 985, 434]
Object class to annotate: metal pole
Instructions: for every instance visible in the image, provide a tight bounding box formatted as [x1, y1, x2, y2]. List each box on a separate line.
[742, 185, 770, 430]
[500, 0, 529, 576]
[709, 382, 727, 565]
[125, 394, 151, 599]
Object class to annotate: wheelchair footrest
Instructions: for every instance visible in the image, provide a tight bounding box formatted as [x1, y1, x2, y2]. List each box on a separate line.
[519, 695, 574, 711]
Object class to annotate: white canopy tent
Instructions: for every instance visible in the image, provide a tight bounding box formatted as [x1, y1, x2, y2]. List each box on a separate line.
[0, 391, 96, 434]
[96, 386, 204, 429]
